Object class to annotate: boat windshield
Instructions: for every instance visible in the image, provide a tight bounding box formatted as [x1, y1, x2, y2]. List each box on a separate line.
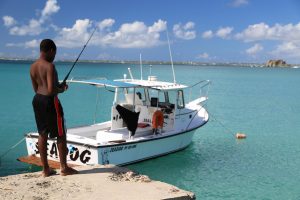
[122, 87, 147, 106]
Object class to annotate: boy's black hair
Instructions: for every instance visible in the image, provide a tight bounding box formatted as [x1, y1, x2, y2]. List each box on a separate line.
[40, 39, 56, 52]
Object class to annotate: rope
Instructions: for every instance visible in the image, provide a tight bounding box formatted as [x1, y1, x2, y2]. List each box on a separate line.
[0, 137, 26, 166]
[207, 111, 236, 137]
[185, 105, 205, 130]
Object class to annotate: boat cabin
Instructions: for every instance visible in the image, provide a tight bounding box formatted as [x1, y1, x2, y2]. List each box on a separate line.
[111, 78, 188, 135]
[67, 76, 211, 145]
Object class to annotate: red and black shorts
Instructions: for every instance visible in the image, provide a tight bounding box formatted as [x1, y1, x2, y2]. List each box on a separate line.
[32, 94, 66, 138]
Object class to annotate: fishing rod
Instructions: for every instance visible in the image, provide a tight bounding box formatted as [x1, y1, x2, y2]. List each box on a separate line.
[60, 26, 97, 86]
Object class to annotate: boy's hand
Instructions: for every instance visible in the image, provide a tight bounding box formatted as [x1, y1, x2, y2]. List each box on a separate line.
[58, 82, 68, 92]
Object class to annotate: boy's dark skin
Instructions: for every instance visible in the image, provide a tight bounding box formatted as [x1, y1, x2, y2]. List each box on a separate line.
[30, 41, 78, 177]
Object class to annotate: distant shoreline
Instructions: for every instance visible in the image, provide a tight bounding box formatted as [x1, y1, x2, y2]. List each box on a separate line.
[0, 58, 298, 67]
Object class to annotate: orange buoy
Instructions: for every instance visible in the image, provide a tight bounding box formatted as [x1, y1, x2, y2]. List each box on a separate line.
[236, 133, 247, 139]
[152, 110, 164, 129]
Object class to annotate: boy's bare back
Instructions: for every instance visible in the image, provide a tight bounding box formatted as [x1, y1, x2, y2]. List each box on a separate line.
[30, 59, 54, 96]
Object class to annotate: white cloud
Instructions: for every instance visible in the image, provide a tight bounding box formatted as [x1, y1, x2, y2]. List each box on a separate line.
[202, 30, 213, 39]
[149, 19, 166, 32]
[98, 19, 167, 48]
[216, 27, 233, 39]
[5, 0, 59, 36]
[231, 0, 249, 7]
[235, 22, 300, 42]
[276, 42, 298, 52]
[246, 43, 263, 55]
[98, 18, 115, 31]
[235, 23, 270, 41]
[173, 22, 196, 40]
[6, 18, 168, 49]
[25, 39, 40, 48]
[9, 19, 44, 36]
[119, 21, 147, 34]
[40, 0, 60, 23]
[55, 19, 91, 48]
[55, 19, 167, 49]
[6, 39, 40, 48]
[271, 41, 300, 58]
[235, 22, 300, 60]
[3, 16, 16, 27]
[197, 52, 210, 59]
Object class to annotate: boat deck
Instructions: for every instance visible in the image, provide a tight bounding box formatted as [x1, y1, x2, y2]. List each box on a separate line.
[66, 121, 160, 145]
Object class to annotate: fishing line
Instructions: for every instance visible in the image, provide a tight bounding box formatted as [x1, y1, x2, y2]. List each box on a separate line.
[61, 26, 98, 86]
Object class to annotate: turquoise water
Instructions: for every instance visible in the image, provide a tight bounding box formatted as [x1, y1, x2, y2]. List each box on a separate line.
[1, 61, 300, 199]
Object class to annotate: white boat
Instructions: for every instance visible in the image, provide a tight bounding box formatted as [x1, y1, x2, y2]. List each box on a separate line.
[24, 71, 210, 166]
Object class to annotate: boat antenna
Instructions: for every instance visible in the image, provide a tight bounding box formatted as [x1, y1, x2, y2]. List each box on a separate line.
[166, 30, 176, 83]
[61, 26, 97, 85]
[140, 53, 143, 80]
[128, 67, 134, 80]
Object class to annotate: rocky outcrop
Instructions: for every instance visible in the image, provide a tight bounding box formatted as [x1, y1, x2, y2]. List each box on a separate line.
[266, 59, 287, 67]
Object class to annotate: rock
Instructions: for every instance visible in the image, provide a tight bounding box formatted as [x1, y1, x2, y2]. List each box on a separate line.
[266, 59, 287, 67]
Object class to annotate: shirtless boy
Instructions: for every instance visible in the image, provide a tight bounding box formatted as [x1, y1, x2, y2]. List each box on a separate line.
[30, 39, 78, 177]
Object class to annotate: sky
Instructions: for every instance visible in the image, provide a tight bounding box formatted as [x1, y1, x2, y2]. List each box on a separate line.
[1, 0, 300, 63]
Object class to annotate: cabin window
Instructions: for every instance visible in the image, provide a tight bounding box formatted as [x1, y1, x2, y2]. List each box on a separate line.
[168, 91, 176, 104]
[158, 91, 166, 103]
[149, 89, 158, 99]
[125, 88, 146, 105]
[135, 88, 146, 102]
[117, 88, 126, 104]
[148, 89, 168, 107]
[164, 92, 169, 103]
[177, 90, 185, 109]
[149, 89, 158, 107]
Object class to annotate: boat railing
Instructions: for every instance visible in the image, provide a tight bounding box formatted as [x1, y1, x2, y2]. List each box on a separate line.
[187, 80, 211, 104]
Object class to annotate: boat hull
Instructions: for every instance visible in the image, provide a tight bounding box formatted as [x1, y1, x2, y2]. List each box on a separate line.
[25, 128, 197, 166]
[100, 129, 196, 165]
[25, 136, 99, 165]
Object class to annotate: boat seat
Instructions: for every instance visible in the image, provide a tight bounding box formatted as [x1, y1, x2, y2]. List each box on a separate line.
[137, 122, 150, 128]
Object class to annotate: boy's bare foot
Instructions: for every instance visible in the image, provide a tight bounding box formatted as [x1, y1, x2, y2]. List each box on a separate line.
[61, 166, 78, 176]
[42, 168, 57, 177]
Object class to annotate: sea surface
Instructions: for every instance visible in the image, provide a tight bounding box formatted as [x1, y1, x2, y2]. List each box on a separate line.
[0, 61, 300, 199]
